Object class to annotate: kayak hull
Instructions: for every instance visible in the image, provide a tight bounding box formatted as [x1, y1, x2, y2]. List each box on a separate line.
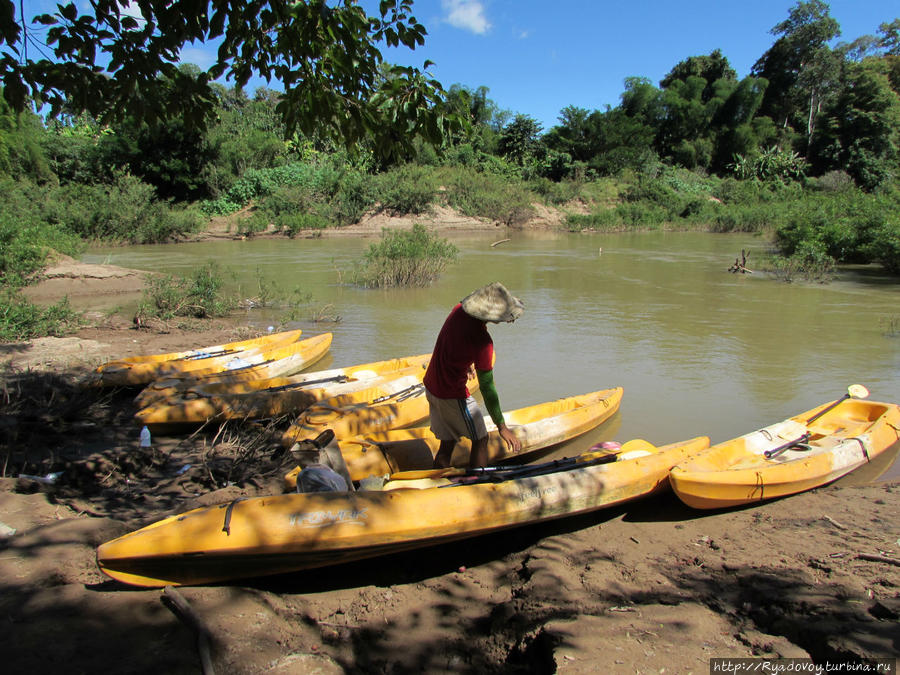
[285, 387, 624, 486]
[97, 435, 709, 587]
[133, 333, 333, 407]
[669, 398, 900, 509]
[134, 355, 431, 426]
[94, 329, 305, 386]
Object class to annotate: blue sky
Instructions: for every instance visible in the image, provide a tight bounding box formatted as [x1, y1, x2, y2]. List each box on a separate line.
[22, 1, 900, 131]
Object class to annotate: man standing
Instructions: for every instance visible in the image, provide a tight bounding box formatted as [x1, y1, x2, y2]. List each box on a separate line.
[423, 282, 524, 469]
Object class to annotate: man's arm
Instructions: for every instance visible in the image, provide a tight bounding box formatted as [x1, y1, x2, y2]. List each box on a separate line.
[476, 369, 522, 452]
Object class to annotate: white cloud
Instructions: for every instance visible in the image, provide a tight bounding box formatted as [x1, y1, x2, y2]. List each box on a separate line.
[442, 0, 491, 35]
[120, 1, 142, 19]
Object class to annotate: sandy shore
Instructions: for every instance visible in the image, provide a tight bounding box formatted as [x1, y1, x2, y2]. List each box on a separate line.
[1, 217, 898, 673]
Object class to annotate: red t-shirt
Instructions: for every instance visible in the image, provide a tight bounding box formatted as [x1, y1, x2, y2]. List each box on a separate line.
[423, 303, 494, 398]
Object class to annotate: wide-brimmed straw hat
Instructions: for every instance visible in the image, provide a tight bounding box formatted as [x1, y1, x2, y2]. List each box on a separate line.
[461, 282, 525, 323]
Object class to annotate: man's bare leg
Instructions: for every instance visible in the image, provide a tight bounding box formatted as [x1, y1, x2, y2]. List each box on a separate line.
[468, 436, 489, 469]
[433, 440, 456, 469]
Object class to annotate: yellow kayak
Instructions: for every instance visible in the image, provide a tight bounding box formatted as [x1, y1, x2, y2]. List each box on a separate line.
[133, 333, 333, 407]
[285, 387, 624, 486]
[669, 389, 900, 509]
[96, 435, 709, 587]
[93, 328, 305, 386]
[134, 354, 431, 426]
[280, 371, 480, 449]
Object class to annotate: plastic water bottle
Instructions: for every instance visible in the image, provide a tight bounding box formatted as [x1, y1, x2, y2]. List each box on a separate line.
[139, 425, 152, 448]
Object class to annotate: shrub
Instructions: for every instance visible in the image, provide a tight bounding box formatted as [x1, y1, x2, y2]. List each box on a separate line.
[527, 177, 583, 205]
[866, 220, 900, 274]
[614, 201, 667, 227]
[277, 212, 331, 236]
[199, 161, 343, 216]
[137, 262, 236, 320]
[373, 165, 439, 215]
[565, 209, 623, 231]
[0, 292, 82, 341]
[771, 241, 835, 283]
[352, 224, 458, 288]
[236, 212, 271, 238]
[443, 169, 534, 225]
[809, 170, 856, 193]
[41, 172, 196, 244]
[332, 170, 377, 225]
[0, 179, 85, 285]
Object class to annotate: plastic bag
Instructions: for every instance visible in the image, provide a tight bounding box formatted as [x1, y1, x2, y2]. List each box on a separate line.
[297, 464, 348, 493]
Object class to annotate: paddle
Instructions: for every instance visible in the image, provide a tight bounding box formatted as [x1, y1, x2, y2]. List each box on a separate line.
[763, 384, 870, 460]
[386, 438, 659, 483]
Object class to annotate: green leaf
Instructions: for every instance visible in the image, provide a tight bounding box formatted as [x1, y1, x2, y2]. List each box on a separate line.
[59, 3, 77, 21]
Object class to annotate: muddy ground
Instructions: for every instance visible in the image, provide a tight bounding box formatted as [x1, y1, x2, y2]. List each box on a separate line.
[1, 218, 898, 674]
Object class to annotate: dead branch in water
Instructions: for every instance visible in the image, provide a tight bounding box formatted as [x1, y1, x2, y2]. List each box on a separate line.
[491, 238, 510, 248]
[728, 249, 753, 274]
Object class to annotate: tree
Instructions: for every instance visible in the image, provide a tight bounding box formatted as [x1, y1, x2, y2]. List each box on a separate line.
[0, 90, 53, 182]
[543, 106, 597, 163]
[586, 108, 657, 176]
[0, 0, 459, 162]
[752, 0, 841, 151]
[497, 114, 543, 167]
[98, 115, 217, 201]
[660, 49, 737, 103]
[879, 19, 900, 55]
[810, 60, 900, 189]
[444, 84, 501, 151]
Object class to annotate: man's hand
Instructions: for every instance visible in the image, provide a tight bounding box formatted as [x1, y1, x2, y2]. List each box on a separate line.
[498, 424, 522, 453]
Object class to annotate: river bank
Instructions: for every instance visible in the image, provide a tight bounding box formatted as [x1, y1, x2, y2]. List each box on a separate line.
[2, 216, 899, 673]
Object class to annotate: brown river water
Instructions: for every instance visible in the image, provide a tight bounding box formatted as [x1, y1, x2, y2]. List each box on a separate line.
[83, 230, 900, 481]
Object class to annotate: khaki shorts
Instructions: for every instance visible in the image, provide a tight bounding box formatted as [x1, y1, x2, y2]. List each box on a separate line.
[426, 389, 488, 442]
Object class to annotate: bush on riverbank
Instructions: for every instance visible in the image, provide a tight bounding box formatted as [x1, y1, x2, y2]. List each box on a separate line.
[565, 167, 900, 277]
[0, 291, 82, 341]
[136, 262, 237, 321]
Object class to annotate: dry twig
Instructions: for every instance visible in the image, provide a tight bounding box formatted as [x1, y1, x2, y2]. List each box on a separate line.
[161, 586, 216, 675]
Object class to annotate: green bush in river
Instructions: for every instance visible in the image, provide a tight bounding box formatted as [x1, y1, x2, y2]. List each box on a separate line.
[770, 241, 836, 283]
[352, 224, 458, 288]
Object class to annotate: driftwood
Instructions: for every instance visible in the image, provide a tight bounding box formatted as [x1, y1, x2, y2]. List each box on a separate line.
[728, 249, 753, 274]
[162, 586, 216, 675]
[822, 514, 847, 530]
[490, 238, 511, 248]
[856, 553, 900, 567]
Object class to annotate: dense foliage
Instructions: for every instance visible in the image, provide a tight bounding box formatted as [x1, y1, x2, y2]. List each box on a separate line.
[1, 0, 899, 339]
[0, 0, 459, 163]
